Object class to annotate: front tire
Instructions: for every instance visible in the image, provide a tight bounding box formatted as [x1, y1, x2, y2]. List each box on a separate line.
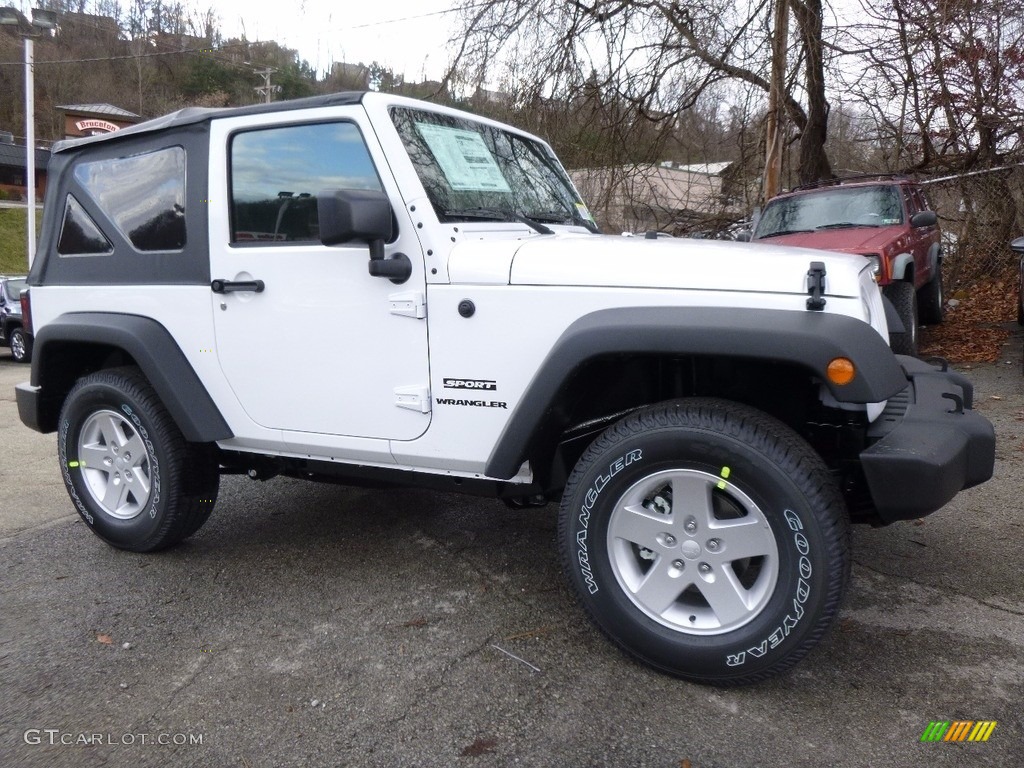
[558, 399, 850, 685]
[58, 367, 219, 552]
[884, 281, 918, 356]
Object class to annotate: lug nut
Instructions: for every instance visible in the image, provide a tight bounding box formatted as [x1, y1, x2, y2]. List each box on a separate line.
[664, 535, 676, 546]
[672, 560, 684, 570]
[707, 539, 720, 551]
[685, 520, 697, 533]
[699, 563, 711, 574]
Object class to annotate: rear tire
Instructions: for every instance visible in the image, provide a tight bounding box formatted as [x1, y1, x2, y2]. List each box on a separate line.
[917, 265, 944, 326]
[9, 326, 31, 363]
[558, 398, 850, 685]
[58, 367, 219, 552]
[884, 281, 918, 356]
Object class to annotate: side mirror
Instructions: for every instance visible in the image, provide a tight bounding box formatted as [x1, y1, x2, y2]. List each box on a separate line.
[318, 189, 392, 255]
[1010, 236, 1024, 254]
[317, 189, 410, 284]
[910, 211, 938, 228]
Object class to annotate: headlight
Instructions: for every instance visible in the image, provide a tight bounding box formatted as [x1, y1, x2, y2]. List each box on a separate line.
[864, 255, 881, 281]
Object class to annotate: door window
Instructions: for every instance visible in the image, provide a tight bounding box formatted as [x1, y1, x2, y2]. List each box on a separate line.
[229, 122, 383, 244]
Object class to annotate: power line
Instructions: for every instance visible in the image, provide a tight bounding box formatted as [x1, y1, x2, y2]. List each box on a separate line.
[0, 40, 251, 68]
[348, 3, 491, 30]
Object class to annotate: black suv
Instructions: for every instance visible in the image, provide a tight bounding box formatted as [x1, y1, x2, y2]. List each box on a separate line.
[0, 275, 31, 363]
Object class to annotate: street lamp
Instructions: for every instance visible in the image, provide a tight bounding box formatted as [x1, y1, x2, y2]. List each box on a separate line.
[1, 7, 57, 268]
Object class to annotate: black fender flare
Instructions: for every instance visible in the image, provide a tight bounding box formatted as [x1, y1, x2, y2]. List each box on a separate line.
[485, 306, 908, 479]
[30, 312, 232, 442]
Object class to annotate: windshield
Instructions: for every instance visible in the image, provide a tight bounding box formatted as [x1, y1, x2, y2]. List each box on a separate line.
[390, 106, 594, 230]
[3, 279, 26, 302]
[755, 185, 904, 238]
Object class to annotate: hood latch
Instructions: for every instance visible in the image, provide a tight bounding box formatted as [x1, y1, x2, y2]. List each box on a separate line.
[806, 261, 827, 311]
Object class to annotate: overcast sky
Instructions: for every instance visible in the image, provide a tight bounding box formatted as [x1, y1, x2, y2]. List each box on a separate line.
[208, 0, 459, 80]
[2, 0, 460, 79]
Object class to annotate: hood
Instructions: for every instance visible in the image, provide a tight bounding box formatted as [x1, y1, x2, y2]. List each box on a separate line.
[447, 234, 869, 297]
[754, 225, 905, 255]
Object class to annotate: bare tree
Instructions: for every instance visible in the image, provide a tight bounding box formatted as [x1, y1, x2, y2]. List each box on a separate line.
[838, 0, 1024, 171]
[447, 0, 836, 185]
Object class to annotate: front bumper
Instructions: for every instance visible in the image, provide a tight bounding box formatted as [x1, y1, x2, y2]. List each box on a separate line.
[859, 356, 995, 522]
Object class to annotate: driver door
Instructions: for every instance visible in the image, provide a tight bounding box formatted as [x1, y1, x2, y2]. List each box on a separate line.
[207, 110, 430, 442]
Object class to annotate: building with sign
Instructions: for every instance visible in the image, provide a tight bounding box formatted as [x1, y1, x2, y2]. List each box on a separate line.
[0, 103, 139, 201]
[58, 103, 140, 139]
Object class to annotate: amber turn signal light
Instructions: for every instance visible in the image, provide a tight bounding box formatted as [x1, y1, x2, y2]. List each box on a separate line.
[826, 358, 856, 386]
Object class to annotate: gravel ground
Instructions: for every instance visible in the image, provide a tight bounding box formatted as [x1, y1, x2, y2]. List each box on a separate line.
[1, 327, 1021, 768]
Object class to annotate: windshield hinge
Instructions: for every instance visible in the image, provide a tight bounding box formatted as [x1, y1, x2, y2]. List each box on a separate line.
[389, 291, 426, 319]
[395, 384, 431, 413]
[806, 261, 827, 311]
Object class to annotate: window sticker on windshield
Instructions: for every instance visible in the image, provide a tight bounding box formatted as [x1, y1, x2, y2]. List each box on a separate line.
[576, 202, 595, 222]
[882, 218, 900, 225]
[415, 123, 512, 192]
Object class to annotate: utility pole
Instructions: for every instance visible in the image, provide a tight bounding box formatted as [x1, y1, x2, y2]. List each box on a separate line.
[763, 0, 789, 203]
[0, 7, 57, 268]
[253, 67, 281, 103]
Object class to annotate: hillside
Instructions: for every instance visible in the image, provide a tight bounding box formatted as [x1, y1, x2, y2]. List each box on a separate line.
[0, 208, 30, 274]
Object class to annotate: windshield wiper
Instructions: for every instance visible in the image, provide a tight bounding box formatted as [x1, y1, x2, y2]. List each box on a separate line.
[530, 209, 601, 234]
[443, 208, 554, 235]
[816, 221, 881, 230]
[756, 228, 816, 239]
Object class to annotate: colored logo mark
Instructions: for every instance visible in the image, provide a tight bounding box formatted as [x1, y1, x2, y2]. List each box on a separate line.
[920, 721, 997, 742]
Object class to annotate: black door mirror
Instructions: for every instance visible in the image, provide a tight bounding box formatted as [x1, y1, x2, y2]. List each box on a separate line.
[318, 189, 393, 257]
[1010, 236, 1024, 254]
[910, 211, 938, 228]
[317, 189, 411, 284]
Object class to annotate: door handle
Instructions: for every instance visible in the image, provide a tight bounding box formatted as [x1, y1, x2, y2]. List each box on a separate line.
[211, 279, 265, 294]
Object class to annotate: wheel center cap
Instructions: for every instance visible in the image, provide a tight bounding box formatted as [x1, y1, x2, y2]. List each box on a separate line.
[680, 540, 702, 560]
[115, 457, 126, 470]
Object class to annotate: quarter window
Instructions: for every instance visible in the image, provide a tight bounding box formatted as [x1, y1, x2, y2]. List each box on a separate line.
[57, 195, 114, 256]
[229, 122, 382, 244]
[74, 147, 186, 251]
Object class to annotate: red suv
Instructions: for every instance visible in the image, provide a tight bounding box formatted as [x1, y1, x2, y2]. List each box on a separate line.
[752, 176, 943, 355]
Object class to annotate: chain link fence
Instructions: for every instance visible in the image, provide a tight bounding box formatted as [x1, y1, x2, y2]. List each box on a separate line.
[921, 163, 1024, 289]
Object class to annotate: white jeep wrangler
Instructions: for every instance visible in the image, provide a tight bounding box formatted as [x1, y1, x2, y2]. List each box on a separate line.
[16, 92, 994, 685]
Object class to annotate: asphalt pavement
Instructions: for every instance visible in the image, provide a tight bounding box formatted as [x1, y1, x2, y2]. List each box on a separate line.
[1, 331, 1022, 768]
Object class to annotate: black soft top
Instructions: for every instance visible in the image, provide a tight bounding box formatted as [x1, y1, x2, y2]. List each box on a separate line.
[52, 91, 366, 154]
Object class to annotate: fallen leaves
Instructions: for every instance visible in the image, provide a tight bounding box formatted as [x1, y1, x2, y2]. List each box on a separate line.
[919, 273, 1018, 363]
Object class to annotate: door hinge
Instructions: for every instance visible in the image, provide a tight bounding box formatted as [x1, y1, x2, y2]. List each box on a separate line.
[394, 384, 431, 413]
[389, 291, 426, 319]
